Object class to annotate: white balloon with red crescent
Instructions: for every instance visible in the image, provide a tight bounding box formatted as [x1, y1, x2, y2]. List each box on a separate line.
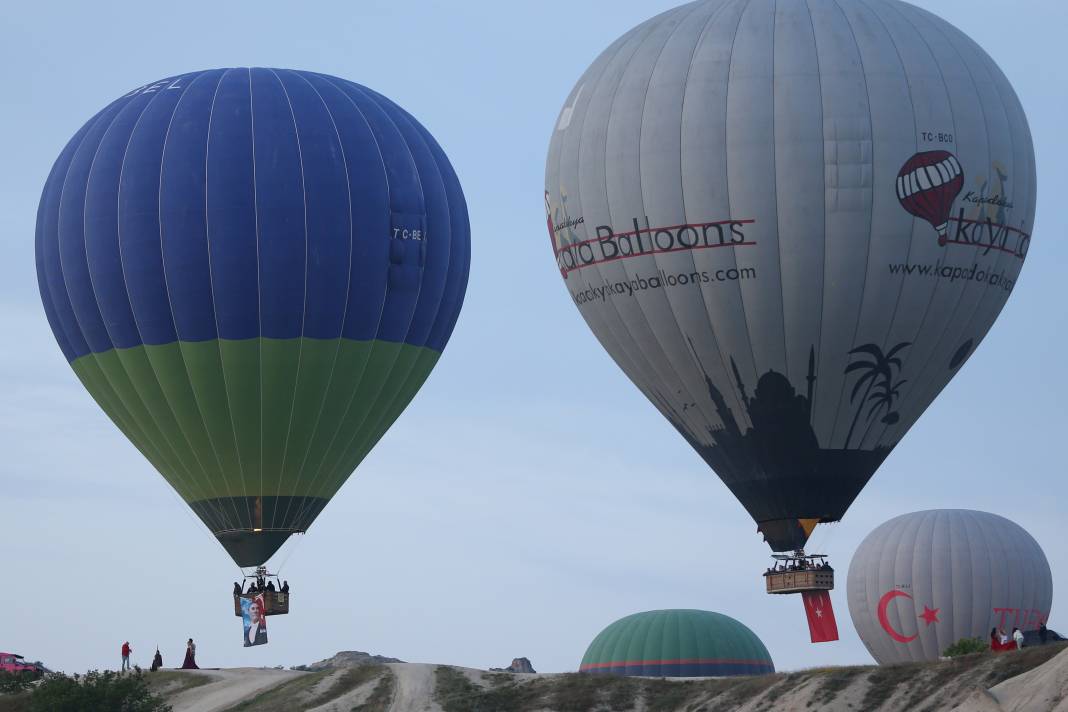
[848, 510, 1052, 664]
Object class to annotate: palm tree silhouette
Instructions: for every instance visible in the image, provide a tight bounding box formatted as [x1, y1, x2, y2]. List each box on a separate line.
[860, 377, 907, 444]
[843, 342, 910, 449]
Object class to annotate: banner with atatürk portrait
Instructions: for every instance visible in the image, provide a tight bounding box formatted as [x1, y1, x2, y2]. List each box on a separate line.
[240, 594, 268, 647]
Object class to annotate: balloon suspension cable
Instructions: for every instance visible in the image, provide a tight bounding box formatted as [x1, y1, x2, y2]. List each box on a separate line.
[272, 531, 304, 577]
[808, 520, 840, 558]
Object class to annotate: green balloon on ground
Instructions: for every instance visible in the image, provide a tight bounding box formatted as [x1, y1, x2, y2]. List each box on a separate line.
[580, 609, 774, 677]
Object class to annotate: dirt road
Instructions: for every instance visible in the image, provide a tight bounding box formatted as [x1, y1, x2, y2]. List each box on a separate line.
[386, 663, 444, 712]
[166, 668, 305, 712]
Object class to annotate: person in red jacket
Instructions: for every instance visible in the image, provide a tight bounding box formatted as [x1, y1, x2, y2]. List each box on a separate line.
[121, 641, 132, 671]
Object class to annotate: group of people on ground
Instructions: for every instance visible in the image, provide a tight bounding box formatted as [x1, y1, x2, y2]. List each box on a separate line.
[233, 578, 289, 596]
[991, 626, 1026, 651]
[119, 639, 198, 672]
[990, 622, 1051, 651]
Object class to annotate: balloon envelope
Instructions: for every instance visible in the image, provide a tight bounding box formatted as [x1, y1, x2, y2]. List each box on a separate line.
[580, 609, 774, 677]
[847, 510, 1052, 664]
[544, 0, 1034, 551]
[36, 69, 470, 567]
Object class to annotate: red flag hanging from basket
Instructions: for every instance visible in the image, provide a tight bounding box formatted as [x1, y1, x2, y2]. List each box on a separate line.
[802, 590, 839, 643]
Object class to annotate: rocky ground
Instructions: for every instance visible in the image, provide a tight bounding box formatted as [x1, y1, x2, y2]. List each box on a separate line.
[181, 642, 1068, 711]
[6, 644, 1068, 711]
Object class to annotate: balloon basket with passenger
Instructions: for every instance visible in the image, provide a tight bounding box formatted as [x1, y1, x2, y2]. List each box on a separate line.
[764, 551, 839, 643]
[234, 566, 290, 617]
[765, 552, 834, 594]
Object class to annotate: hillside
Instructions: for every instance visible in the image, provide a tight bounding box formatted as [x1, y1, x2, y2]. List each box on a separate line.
[3, 643, 1066, 711]
[155, 642, 1066, 712]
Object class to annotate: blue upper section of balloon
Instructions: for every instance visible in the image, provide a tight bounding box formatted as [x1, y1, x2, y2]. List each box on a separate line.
[36, 68, 471, 362]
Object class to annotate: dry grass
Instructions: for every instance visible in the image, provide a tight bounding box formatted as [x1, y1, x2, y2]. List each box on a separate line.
[144, 670, 213, 698]
[220, 665, 386, 712]
[352, 668, 395, 712]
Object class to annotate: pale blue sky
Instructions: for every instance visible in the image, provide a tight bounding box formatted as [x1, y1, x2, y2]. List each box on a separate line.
[1, 0, 1065, 675]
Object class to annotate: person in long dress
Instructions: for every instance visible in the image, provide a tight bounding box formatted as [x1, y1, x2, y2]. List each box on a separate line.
[181, 638, 198, 669]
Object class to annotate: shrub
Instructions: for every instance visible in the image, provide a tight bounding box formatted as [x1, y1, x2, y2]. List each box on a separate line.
[28, 669, 170, 712]
[0, 672, 34, 695]
[943, 637, 988, 658]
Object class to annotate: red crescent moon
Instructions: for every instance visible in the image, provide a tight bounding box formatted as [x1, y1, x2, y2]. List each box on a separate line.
[877, 590, 918, 643]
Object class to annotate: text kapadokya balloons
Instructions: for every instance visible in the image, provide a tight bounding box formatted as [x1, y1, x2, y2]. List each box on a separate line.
[544, 0, 1034, 552]
[36, 69, 470, 567]
[847, 510, 1052, 664]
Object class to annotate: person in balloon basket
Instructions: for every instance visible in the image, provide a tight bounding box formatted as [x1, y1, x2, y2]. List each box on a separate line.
[121, 641, 132, 671]
[181, 639, 198, 669]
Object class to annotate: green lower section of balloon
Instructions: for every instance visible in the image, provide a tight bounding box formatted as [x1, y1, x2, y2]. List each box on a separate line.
[70, 337, 439, 537]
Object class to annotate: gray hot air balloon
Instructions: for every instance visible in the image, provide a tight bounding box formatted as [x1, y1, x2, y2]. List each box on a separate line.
[544, 0, 1035, 557]
[847, 510, 1052, 664]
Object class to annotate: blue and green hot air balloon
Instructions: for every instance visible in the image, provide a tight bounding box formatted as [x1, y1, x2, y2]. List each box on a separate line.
[35, 68, 470, 568]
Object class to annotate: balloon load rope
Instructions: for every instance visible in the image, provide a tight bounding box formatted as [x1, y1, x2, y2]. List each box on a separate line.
[271, 530, 305, 577]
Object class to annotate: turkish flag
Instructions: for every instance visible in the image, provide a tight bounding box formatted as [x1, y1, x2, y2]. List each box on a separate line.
[802, 590, 839, 643]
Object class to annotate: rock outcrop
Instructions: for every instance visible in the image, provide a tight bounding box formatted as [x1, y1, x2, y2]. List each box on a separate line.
[490, 657, 536, 673]
[292, 650, 404, 671]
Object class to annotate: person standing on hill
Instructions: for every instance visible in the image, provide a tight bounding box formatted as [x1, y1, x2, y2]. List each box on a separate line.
[121, 641, 132, 671]
[181, 639, 198, 670]
[1013, 627, 1025, 649]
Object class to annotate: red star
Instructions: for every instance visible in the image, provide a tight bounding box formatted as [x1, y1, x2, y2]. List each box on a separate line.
[919, 605, 940, 626]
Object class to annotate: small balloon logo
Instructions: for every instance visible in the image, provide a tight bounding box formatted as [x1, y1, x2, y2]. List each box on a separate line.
[896, 150, 964, 246]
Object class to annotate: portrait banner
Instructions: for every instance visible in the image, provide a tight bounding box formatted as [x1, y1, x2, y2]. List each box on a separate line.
[240, 594, 268, 647]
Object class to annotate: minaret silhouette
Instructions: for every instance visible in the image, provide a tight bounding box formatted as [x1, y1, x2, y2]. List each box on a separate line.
[806, 347, 816, 421]
[703, 372, 742, 441]
[686, 336, 743, 441]
[730, 356, 750, 411]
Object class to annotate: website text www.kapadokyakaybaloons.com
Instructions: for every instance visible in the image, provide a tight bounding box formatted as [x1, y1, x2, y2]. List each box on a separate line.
[888, 261, 1015, 292]
[572, 267, 757, 305]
